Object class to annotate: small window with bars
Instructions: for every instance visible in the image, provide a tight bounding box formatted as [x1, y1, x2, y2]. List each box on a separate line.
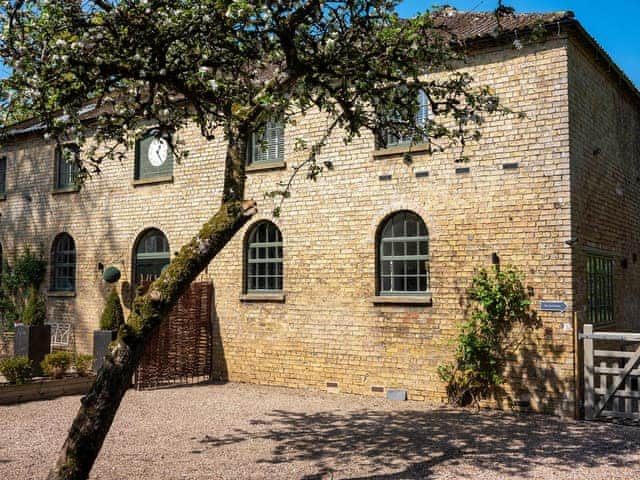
[378, 211, 429, 295]
[0, 156, 6, 197]
[587, 254, 614, 326]
[247, 120, 284, 165]
[246, 221, 283, 293]
[55, 144, 80, 191]
[383, 90, 429, 148]
[51, 233, 76, 292]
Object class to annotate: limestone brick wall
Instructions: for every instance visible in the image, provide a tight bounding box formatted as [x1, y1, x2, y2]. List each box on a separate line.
[568, 38, 640, 335]
[0, 38, 576, 414]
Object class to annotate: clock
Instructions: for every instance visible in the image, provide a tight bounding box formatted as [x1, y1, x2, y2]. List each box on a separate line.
[148, 137, 169, 167]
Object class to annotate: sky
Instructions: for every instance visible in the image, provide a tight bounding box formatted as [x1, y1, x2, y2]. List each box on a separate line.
[398, 0, 640, 88]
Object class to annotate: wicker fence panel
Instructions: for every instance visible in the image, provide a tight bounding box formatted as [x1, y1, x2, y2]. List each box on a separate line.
[135, 282, 213, 389]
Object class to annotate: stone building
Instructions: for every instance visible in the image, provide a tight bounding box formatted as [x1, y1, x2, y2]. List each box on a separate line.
[1, 10, 638, 417]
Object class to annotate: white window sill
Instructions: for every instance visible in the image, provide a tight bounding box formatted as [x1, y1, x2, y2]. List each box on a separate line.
[246, 161, 286, 173]
[47, 291, 76, 298]
[372, 143, 431, 159]
[240, 293, 286, 303]
[371, 294, 432, 305]
[132, 175, 174, 186]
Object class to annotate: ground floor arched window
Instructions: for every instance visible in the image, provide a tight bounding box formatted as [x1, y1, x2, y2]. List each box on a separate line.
[134, 228, 170, 286]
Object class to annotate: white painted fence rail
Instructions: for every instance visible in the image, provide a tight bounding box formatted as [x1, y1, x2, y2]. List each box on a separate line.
[581, 324, 640, 421]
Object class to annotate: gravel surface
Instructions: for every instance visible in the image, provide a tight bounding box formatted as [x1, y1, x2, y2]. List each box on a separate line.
[1, 382, 639, 479]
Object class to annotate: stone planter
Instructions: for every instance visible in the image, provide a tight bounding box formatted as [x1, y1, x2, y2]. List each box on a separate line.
[0, 375, 95, 405]
[14, 324, 51, 376]
[93, 330, 117, 373]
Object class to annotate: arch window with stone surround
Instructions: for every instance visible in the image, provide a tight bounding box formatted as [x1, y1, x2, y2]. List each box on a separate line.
[51, 233, 76, 292]
[377, 211, 429, 295]
[245, 221, 283, 293]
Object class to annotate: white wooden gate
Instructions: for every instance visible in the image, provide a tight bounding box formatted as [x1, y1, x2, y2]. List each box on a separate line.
[581, 324, 640, 420]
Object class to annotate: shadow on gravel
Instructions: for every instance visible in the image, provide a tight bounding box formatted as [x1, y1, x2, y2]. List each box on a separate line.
[199, 408, 640, 479]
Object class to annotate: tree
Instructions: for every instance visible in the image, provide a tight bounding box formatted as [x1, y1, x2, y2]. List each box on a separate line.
[0, 1, 510, 478]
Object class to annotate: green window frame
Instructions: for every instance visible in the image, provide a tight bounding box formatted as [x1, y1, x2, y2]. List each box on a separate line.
[134, 228, 170, 286]
[383, 90, 429, 148]
[587, 254, 614, 326]
[246, 221, 283, 293]
[134, 130, 173, 180]
[51, 233, 76, 292]
[247, 120, 284, 165]
[55, 144, 80, 190]
[0, 156, 6, 197]
[378, 211, 429, 296]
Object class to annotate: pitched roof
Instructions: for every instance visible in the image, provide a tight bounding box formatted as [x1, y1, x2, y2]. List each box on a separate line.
[432, 7, 575, 43]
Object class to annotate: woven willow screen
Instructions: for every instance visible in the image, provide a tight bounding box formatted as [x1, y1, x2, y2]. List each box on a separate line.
[135, 282, 213, 389]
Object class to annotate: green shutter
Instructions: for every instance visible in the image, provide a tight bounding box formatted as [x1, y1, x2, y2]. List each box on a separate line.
[248, 120, 284, 165]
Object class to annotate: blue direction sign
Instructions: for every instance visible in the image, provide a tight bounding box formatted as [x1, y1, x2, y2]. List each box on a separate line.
[539, 301, 567, 313]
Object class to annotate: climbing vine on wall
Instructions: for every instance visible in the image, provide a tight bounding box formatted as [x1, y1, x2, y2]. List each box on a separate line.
[438, 265, 539, 408]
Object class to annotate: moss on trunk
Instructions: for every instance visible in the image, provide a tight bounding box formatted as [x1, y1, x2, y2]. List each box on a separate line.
[48, 136, 254, 480]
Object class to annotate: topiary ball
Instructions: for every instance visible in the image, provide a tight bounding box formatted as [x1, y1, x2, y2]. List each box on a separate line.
[102, 266, 121, 283]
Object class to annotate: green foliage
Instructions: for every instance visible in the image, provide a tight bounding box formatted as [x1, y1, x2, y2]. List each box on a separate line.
[41, 351, 73, 379]
[99, 287, 124, 331]
[74, 354, 93, 377]
[0, 1, 508, 203]
[0, 356, 33, 384]
[0, 247, 47, 329]
[438, 266, 539, 408]
[21, 286, 47, 326]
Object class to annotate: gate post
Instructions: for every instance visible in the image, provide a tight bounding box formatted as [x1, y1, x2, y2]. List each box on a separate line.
[582, 324, 595, 420]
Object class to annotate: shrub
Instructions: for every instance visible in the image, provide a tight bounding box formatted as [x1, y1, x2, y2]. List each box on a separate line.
[0, 356, 33, 384]
[99, 287, 124, 331]
[438, 266, 539, 408]
[41, 351, 73, 379]
[21, 287, 47, 326]
[0, 247, 47, 330]
[74, 354, 93, 377]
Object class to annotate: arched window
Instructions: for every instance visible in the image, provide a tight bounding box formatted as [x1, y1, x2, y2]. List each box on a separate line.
[245, 221, 283, 293]
[378, 211, 429, 295]
[134, 228, 170, 286]
[51, 233, 76, 292]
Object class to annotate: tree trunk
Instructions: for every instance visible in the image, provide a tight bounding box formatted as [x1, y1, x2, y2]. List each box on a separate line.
[48, 136, 253, 480]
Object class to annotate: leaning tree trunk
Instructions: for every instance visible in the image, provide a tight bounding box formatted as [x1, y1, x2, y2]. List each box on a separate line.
[48, 135, 254, 480]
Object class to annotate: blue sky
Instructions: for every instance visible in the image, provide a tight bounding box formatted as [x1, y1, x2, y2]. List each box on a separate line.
[398, 1, 640, 88]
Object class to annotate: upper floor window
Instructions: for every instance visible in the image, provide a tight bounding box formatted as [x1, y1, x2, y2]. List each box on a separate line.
[135, 130, 173, 181]
[0, 156, 6, 197]
[587, 253, 614, 326]
[245, 221, 283, 293]
[51, 233, 76, 292]
[378, 211, 429, 296]
[248, 120, 284, 166]
[55, 144, 80, 191]
[382, 89, 429, 148]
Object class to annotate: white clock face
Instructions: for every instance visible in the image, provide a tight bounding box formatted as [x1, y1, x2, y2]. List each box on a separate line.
[148, 137, 169, 167]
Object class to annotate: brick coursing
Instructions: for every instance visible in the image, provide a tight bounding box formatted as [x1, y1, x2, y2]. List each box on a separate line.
[0, 32, 634, 417]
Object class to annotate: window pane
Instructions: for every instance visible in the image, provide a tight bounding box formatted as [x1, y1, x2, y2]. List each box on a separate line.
[246, 222, 283, 292]
[378, 212, 429, 295]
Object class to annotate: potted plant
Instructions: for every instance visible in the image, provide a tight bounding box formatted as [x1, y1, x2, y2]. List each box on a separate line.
[14, 287, 50, 376]
[93, 285, 124, 372]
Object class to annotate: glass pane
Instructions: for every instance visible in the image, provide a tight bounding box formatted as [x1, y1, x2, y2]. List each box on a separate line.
[407, 261, 418, 275]
[393, 277, 404, 291]
[382, 242, 392, 256]
[392, 261, 405, 276]
[382, 261, 391, 275]
[407, 277, 418, 291]
[392, 242, 404, 256]
[406, 241, 417, 256]
[382, 277, 391, 291]
[406, 218, 417, 236]
[419, 241, 428, 256]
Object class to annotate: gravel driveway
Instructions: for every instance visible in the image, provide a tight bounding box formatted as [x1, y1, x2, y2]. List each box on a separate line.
[0, 382, 639, 479]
